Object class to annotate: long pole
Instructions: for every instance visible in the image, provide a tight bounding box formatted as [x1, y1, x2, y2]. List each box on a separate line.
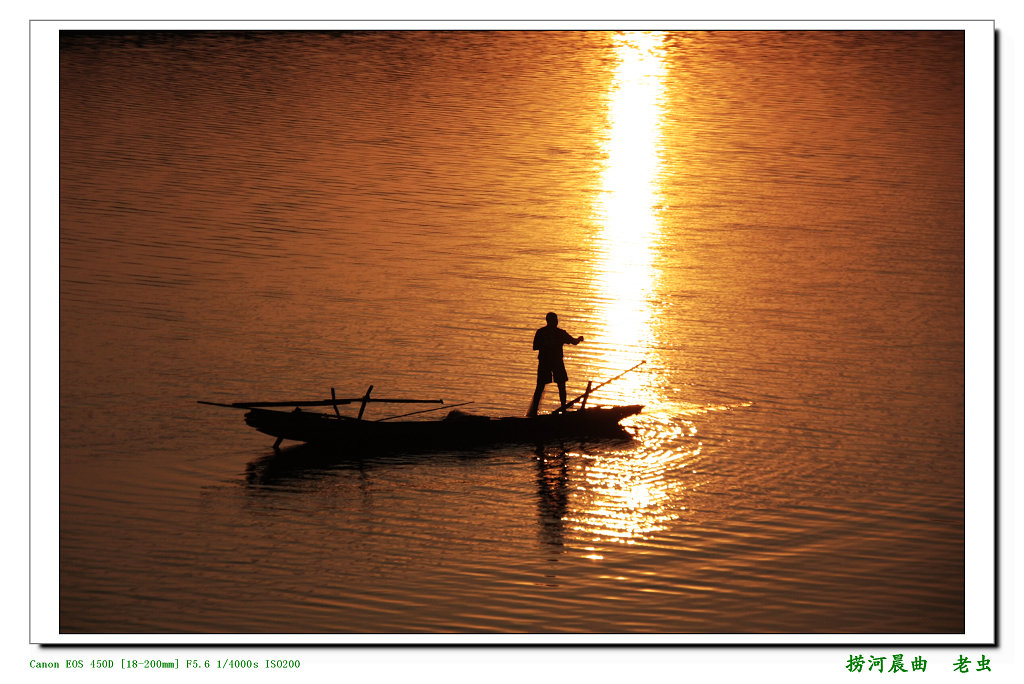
[197, 397, 444, 409]
[376, 401, 475, 422]
[555, 360, 645, 413]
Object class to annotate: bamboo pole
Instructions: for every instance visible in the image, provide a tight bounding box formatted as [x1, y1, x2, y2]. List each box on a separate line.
[356, 385, 373, 420]
[198, 397, 444, 409]
[376, 401, 474, 422]
[554, 361, 645, 414]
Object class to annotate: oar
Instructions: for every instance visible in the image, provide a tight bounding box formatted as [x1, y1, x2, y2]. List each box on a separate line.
[554, 360, 646, 414]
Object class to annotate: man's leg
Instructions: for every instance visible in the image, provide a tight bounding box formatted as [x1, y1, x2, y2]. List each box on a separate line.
[556, 381, 568, 412]
[528, 383, 545, 417]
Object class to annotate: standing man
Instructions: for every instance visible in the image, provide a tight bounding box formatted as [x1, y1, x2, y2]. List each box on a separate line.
[527, 312, 584, 417]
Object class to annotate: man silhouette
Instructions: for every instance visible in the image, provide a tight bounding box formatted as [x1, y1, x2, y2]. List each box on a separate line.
[527, 312, 584, 417]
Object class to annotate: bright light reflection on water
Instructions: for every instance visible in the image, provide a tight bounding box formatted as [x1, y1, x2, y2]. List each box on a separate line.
[566, 404, 752, 548]
[58, 30, 967, 634]
[569, 442, 697, 544]
[590, 32, 668, 405]
[563, 32, 682, 550]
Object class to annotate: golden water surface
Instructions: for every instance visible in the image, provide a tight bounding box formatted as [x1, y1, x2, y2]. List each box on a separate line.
[59, 30, 964, 634]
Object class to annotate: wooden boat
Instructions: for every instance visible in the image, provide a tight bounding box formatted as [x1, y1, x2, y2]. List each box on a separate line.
[200, 363, 645, 451]
[239, 402, 642, 451]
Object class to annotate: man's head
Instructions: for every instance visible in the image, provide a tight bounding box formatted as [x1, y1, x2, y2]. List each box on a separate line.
[545, 312, 558, 326]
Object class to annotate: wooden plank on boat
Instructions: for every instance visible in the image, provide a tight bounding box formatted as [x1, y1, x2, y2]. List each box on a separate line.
[579, 380, 593, 410]
[356, 385, 373, 420]
[330, 387, 343, 418]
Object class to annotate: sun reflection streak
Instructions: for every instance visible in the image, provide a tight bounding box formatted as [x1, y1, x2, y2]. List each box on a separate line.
[545, 33, 724, 558]
[559, 401, 752, 553]
[591, 32, 669, 402]
[564, 37, 750, 555]
[566, 417, 701, 543]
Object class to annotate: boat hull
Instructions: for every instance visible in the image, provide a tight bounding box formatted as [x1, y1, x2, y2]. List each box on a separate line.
[243, 405, 643, 450]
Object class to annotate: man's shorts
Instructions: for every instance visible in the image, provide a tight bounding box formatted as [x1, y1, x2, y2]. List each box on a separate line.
[537, 361, 568, 385]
